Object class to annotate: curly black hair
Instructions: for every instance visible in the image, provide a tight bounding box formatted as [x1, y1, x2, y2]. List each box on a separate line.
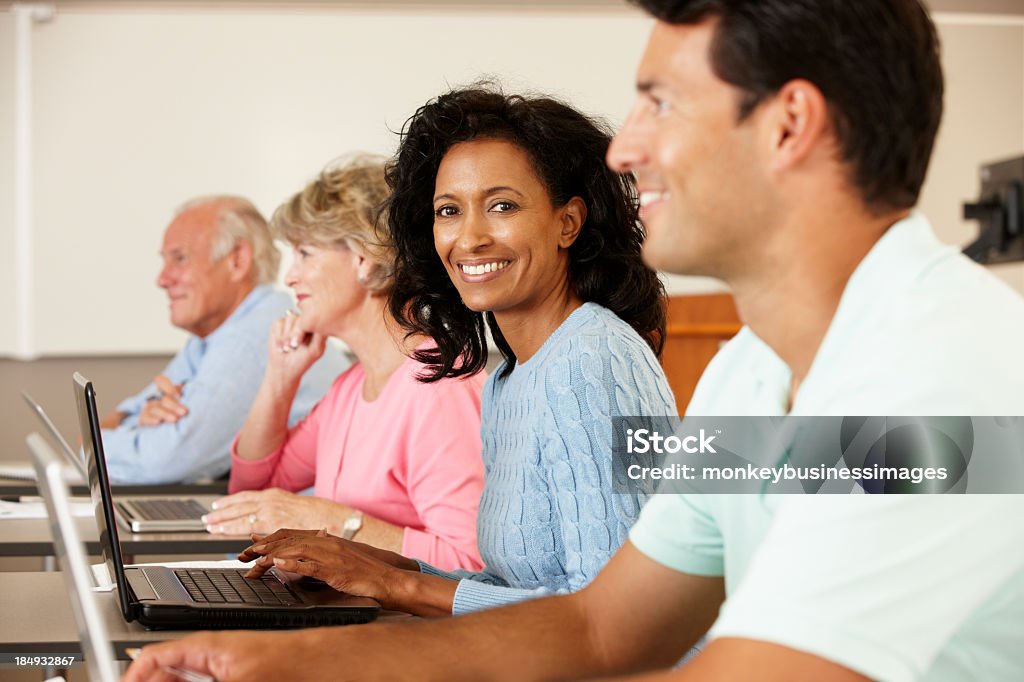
[386, 83, 666, 382]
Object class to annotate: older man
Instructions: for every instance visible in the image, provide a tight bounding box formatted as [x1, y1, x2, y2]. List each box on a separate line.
[101, 196, 345, 484]
[125, 1, 1024, 680]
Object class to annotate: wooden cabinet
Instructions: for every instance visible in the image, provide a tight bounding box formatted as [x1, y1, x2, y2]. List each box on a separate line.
[660, 293, 742, 413]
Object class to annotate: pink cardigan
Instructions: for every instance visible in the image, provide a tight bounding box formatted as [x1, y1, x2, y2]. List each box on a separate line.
[229, 354, 485, 571]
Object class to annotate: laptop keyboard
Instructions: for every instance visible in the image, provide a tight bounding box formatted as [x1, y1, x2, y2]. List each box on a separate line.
[175, 569, 301, 606]
[131, 498, 206, 520]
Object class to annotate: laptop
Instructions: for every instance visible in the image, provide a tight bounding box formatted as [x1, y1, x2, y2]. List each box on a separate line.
[22, 391, 89, 480]
[26, 388, 209, 533]
[74, 371, 380, 629]
[29, 432, 120, 682]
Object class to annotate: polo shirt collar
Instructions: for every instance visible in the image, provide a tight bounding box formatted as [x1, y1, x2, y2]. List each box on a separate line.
[791, 213, 948, 414]
[202, 284, 274, 344]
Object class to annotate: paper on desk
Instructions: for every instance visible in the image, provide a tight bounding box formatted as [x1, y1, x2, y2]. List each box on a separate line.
[91, 559, 256, 592]
[0, 463, 84, 484]
[0, 499, 93, 519]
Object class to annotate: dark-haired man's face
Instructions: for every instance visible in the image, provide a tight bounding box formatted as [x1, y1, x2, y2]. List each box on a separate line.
[607, 19, 773, 279]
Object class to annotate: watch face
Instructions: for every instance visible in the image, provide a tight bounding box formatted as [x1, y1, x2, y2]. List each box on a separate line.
[342, 512, 363, 539]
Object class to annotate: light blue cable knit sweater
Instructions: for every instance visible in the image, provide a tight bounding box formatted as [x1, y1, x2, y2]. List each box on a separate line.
[418, 302, 677, 614]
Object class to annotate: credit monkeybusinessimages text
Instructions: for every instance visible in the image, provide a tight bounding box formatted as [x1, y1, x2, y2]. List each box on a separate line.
[623, 428, 949, 485]
[627, 461, 949, 485]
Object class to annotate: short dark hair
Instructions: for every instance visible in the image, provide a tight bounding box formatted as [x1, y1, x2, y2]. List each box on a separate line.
[386, 83, 667, 382]
[630, 0, 944, 213]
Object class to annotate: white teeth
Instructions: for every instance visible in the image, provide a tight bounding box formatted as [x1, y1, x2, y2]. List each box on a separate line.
[460, 261, 509, 276]
[639, 191, 669, 207]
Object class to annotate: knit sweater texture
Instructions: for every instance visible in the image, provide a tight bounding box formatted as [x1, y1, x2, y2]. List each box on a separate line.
[419, 302, 677, 614]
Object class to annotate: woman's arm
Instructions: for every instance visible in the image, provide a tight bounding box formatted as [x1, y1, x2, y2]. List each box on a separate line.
[239, 530, 461, 617]
[397, 374, 486, 570]
[235, 314, 328, 461]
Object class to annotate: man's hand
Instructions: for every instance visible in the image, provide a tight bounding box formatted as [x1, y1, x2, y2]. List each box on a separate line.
[137, 375, 188, 426]
[202, 488, 340, 536]
[122, 629, 337, 682]
[99, 410, 128, 429]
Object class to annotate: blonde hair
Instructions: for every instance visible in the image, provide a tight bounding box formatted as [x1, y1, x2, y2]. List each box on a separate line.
[271, 154, 393, 293]
[176, 195, 280, 285]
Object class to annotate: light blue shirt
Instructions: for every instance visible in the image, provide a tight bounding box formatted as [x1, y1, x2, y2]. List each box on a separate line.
[420, 303, 677, 614]
[629, 214, 1024, 682]
[102, 285, 347, 484]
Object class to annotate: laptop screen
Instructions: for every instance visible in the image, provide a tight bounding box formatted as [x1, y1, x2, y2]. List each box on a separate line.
[29, 433, 119, 682]
[22, 391, 89, 479]
[73, 372, 135, 621]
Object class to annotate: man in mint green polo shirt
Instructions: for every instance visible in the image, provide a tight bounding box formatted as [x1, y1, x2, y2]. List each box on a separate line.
[124, 1, 1024, 680]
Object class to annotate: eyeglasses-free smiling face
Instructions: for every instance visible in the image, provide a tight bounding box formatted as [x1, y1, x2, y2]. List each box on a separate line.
[157, 204, 250, 338]
[284, 242, 364, 338]
[606, 19, 772, 280]
[432, 138, 585, 323]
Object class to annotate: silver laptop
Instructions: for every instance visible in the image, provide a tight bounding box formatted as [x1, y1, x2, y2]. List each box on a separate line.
[29, 432, 120, 682]
[22, 392, 88, 481]
[25, 389, 210, 533]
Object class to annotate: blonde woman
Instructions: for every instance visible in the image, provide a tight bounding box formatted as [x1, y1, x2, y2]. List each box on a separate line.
[202, 156, 485, 571]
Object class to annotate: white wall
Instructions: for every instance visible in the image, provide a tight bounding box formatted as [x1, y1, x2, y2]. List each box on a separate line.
[8, 3, 664, 356]
[919, 16, 1024, 293]
[0, 12, 16, 355]
[1, 3, 1023, 356]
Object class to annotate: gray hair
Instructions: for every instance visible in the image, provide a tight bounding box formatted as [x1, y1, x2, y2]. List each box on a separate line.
[175, 196, 280, 285]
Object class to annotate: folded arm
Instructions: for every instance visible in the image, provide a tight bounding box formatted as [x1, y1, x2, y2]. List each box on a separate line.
[102, 336, 266, 484]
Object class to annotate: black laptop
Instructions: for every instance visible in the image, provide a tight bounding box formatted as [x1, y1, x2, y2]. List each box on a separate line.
[74, 371, 380, 630]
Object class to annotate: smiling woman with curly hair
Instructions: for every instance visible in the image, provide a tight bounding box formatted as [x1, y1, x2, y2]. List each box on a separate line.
[241, 83, 677, 618]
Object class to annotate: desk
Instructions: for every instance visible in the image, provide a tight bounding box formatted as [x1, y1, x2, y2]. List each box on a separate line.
[0, 495, 250, 558]
[0, 572, 411, 661]
[0, 572, 175, 659]
[0, 477, 229, 497]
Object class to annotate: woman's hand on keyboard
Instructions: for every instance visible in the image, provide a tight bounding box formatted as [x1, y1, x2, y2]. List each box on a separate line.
[239, 528, 458, 616]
